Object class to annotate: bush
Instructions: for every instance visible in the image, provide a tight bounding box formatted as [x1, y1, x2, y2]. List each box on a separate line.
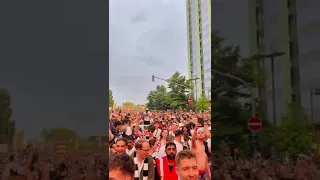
[276, 102, 312, 160]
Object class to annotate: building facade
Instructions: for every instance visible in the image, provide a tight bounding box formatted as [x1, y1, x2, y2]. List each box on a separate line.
[248, 0, 320, 122]
[186, 0, 211, 100]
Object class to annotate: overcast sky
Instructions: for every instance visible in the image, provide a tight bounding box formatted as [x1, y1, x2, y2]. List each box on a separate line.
[0, 1, 108, 140]
[109, 0, 189, 105]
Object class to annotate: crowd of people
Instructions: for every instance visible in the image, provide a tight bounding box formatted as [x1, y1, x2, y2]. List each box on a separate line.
[3, 108, 320, 180]
[211, 153, 320, 180]
[2, 151, 108, 180]
[108, 109, 212, 180]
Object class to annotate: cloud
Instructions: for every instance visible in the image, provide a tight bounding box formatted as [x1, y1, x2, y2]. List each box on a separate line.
[109, 0, 188, 104]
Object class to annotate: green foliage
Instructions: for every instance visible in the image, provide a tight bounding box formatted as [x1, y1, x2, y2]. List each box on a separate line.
[146, 72, 191, 110]
[122, 101, 135, 109]
[276, 102, 312, 159]
[211, 32, 259, 139]
[196, 93, 210, 111]
[43, 127, 79, 143]
[0, 88, 15, 145]
[146, 85, 170, 110]
[79, 138, 99, 150]
[211, 32, 274, 154]
[168, 72, 192, 109]
[109, 89, 114, 107]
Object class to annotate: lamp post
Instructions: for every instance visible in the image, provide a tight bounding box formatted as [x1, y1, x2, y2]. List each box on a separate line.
[310, 88, 320, 122]
[252, 51, 285, 125]
[212, 69, 256, 117]
[152, 75, 198, 110]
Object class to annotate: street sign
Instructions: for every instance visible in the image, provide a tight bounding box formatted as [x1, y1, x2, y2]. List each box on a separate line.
[248, 117, 262, 132]
[188, 98, 192, 104]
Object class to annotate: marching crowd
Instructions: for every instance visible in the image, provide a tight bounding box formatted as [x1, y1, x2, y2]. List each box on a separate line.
[210, 153, 320, 180]
[3, 109, 320, 180]
[2, 151, 108, 180]
[108, 109, 212, 180]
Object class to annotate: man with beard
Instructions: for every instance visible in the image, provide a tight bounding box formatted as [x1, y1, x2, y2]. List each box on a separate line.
[109, 153, 135, 180]
[155, 142, 178, 180]
[130, 139, 155, 180]
[115, 138, 128, 155]
[176, 150, 199, 180]
[158, 135, 174, 158]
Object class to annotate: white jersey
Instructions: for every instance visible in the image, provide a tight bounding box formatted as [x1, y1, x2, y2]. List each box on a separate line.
[153, 128, 162, 139]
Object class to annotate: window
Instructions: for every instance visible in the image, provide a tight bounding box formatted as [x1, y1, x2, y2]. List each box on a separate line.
[289, 41, 294, 58]
[203, 46, 210, 54]
[290, 67, 296, 87]
[288, 15, 295, 36]
[287, 0, 295, 9]
[288, 15, 293, 28]
[202, 14, 208, 21]
[256, 29, 264, 38]
[291, 94, 296, 102]
[256, 35, 260, 46]
[255, 6, 262, 15]
[203, 54, 210, 61]
[202, 30, 208, 38]
[201, 6, 208, 13]
[255, 7, 262, 24]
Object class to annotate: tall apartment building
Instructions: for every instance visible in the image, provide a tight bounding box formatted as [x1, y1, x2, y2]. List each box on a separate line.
[248, 0, 320, 122]
[186, 0, 211, 100]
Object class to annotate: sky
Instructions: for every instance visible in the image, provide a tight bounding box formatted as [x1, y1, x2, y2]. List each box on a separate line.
[211, 0, 249, 56]
[0, 1, 108, 140]
[109, 0, 189, 105]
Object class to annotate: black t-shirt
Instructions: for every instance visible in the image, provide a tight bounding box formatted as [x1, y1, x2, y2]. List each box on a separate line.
[169, 165, 174, 172]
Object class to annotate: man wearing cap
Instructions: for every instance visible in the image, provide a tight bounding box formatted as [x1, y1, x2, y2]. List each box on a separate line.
[173, 130, 183, 154]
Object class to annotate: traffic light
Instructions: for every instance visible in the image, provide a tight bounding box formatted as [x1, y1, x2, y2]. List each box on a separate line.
[152, 75, 155, 82]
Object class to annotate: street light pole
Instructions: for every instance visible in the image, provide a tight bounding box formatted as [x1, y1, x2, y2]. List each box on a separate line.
[311, 88, 314, 122]
[152, 75, 191, 89]
[252, 52, 285, 125]
[310, 88, 320, 122]
[270, 56, 276, 124]
[152, 75, 198, 111]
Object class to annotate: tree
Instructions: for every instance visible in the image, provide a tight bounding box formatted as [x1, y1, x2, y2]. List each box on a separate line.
[167, 72, 192, 109]
[196, 93, 210, 111]
[276, 102, 312, 159]
[43, 127, 78, 143]
[109, 89, 114, 107]
[79, 138, 99, 150]
[211, 32, 262, 150]
[122, 101, 135, 109]
[146, 85, 170, 110]
[0, 88, 15, 145]
[146, 72, 191, 110]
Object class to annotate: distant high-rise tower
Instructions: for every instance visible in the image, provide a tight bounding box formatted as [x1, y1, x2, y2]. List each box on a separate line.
[186, 0, 211, 100]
